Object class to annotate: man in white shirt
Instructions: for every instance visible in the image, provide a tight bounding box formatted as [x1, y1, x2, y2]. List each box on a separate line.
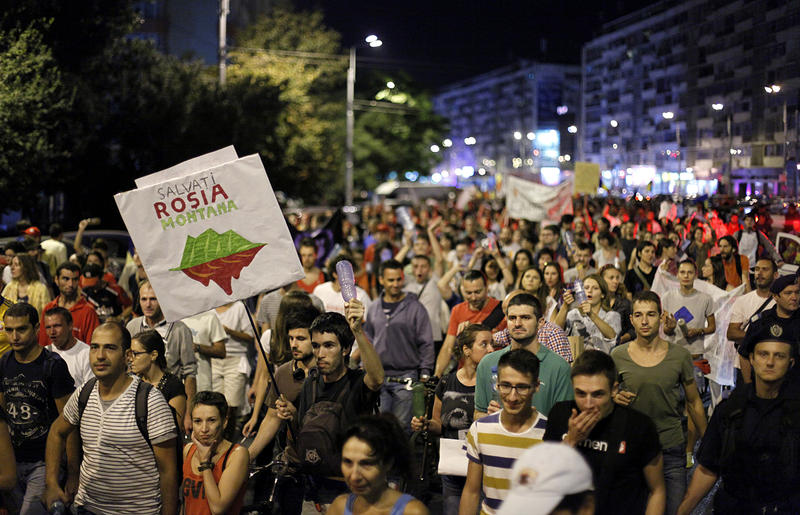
[733, 213, 783, 273]
[312, 255, 371, 317]
[43, 307, 92, 387]
[182, 310, 227, 392]
[40, 224, 68, 276]
[726, 258, 777, 385]
[403, 254, 444, 346]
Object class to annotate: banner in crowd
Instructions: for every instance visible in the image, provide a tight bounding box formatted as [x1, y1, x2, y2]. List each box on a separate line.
[573, 162, 601, 195]
[115, 151, 303, 322]
[652, 269, 744, 386]
[505, 175, 574, 221]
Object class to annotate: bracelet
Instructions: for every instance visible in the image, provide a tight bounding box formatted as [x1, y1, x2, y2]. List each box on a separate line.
[198, 461, 214, 471]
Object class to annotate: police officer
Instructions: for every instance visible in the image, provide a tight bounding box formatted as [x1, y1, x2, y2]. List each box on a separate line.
[677, 326, 800, 514]
[738, 274, 800, 382]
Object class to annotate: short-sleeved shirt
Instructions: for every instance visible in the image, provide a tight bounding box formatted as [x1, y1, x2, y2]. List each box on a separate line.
[624, 266, 656, 296]
[447, 298, 507, 336]
[435, 373, 475, 440]
[722, 255, 749, 287]
[215, 303, 254, 355]
[265, 360, 306, 408]
[661, 289, 714, 355]
[492, 321, 573, 362]
[296, 368, 378, 426]
[544, 402, 661, 515]
[0, 348, 75, 462]
[38, 296, 100, 347]
[475, 344, 573, 417]
[63, 376, 177, 515]
[729, 290, 775, 328]
[565, 308, 621, 354]
[48, 339, 93, 387]
[611, 342, 695, 449]
[465, 411, 547, 514]
[157, 372, 187, 404]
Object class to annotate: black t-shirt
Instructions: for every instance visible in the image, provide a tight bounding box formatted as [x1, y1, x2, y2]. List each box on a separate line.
[0, 348, 75, 462]
[624, 265, 656, 295]
[296, 368, 379, 427]
[84, 285, 123, 322]
[544, 401, 661, 515]
[435, 373, 475, 440]
[157, 372, 186, 403]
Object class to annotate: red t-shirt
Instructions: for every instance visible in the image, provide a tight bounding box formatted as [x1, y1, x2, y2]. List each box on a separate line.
[38, 296, 100, 346]
[296, 270, 325, 294]
[447, 298, 507, 336]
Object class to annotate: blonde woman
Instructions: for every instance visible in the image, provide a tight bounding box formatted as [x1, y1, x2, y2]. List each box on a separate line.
[1, 254, 51, 315]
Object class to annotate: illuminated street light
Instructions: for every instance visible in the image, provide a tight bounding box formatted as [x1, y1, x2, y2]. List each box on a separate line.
[442, 138, 453, 147]
[513, 131, 522, 140]
[464, 137, 476, 145]
[765, 84, 781, 93]
[567, 125, 578, 134]
[365, 35, 382, 47]
[609, 119, 618, 127]
[612, 143, 618, 149]
[430, 144, 440, 153]
[564, 154, 571, 161]
[526, 132, 535, 141]
[662, 111, 674, 119]
[386, 81, 395, 89]
[711, 103, 724, 111]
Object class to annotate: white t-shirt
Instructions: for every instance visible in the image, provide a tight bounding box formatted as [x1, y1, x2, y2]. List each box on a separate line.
[215, 302, 254, 355]
[48, 339, 92, 387]
[312, 281, 372, 317]
[182, 310, 227, 346]
[662, 289, 714, 355]
[41, 238, 68, 267]
[737, 231, 759, 270]
[730, 290, 775, 326]
[404, 275, 444, 341]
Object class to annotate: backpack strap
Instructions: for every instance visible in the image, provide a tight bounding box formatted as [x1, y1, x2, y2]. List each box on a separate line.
[77, 377, 98, 423]
[481, 302, 506, 331]
[135, 380, 152, 448]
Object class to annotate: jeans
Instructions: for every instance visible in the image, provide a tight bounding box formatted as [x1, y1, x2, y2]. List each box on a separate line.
[6, 460, 47, 515]
[441, 474, 466, 515]
[380, 372, 418, 434]
[662, 445, 687, 515]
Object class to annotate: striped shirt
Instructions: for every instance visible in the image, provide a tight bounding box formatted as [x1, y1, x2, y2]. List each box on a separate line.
[63, 376, 177, 515]
[465, 411, 547, 514]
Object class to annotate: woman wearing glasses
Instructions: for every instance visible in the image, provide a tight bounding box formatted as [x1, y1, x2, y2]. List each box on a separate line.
[129, 329, 187, 427]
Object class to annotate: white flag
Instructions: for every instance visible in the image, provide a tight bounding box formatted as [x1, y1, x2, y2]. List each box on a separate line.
[505, 175, 573, 221]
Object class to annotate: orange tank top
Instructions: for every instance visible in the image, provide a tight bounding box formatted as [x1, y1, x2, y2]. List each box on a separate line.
[182, 443, 246, 515]
[297, 270, 324, 294]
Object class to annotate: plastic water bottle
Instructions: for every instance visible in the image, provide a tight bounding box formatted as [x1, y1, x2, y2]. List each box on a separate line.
[49, 501, 66, 515]
[336, 260, 358, 302]
[396, 206, 415, 232]
[412, 381, 426, 418]
[564, 230, 575, 250]
[573, 279, 588, 305]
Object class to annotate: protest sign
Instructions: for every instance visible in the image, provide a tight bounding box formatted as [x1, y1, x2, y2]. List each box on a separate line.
[573, 162, 601, 195]
[115, 153, 303, 322]
[135, 146, 238, 188]
[505, 175, 573, 221]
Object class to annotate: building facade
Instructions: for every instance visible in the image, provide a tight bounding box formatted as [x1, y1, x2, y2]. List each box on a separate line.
[432, 60, 581, 186]
[581, 0, 800, 197]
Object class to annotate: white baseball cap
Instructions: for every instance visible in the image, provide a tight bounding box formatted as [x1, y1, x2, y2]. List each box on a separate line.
[497, 442, 594, 515]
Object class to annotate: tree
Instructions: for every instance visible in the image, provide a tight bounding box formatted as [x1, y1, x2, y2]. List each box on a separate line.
[0, 24, 73, 211]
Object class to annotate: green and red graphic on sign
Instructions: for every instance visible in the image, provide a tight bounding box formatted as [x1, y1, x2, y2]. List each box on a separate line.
[170, 228, 266, 294]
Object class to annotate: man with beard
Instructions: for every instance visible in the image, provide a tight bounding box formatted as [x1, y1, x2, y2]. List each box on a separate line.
[434, 270, 507, 376]
[296, 238, 325, 294]
[38, 262, 100, 346]
[718, 236, 750, 291]
[474, 293, 572, 419]
[127, 281, 196, 433]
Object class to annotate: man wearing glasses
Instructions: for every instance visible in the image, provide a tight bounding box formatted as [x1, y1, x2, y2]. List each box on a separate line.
[460, 348, 548, 515]
[473, 292, 573, 420]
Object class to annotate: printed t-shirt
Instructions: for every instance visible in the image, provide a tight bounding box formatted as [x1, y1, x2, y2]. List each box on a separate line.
[544, 402, 662, 515]
[474, 344, 573, 417]
[465, 411, 547, 514]
[435, 372, 475, 440]
[611, 342, 694, 449]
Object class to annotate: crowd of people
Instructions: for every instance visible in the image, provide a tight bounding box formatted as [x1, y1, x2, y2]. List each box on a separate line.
[0, 192, 799, 515]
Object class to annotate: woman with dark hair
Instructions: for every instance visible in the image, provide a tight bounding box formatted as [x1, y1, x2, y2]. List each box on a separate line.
[685, 226, 711, 270]
[600, 264, 633, 344]
[517, 267, 556, 321]
[702, 255, 729, 290]
[508, 249, 533, 290]
[129, 329, 187, 425]
[656, 237, 679, 276]
[554, 274, 621, 354]
[1, 254, 51, 316]
[543, 262, 565, 318]
[411, 324, 492, 514]
[329, 414, 429, 515]
[183, 391, 249, 515]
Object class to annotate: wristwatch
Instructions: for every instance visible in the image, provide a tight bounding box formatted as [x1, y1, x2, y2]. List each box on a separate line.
[198, 461, 214, 471]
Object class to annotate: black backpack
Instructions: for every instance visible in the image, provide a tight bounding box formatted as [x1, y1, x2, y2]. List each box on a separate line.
[77, 378, 184, 482]
[295, 370, 364, 477]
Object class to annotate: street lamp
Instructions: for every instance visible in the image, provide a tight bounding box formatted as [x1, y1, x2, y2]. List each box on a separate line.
[526, 132, 535, 141]
[430, 144, 440, 153]
[442, 138, 453, 147]
[567, 125, 578, 134]
[710, 103, 733, 194]
[513, 131, 522, 140]
[765, 84, 791, 197]
[346, 34, 382, 206]
[464, 137, 476, 145]
[609, 119, 618, 128]
[662, 112, 682, 191]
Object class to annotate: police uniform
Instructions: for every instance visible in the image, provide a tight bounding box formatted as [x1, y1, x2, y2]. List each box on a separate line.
[698, 327, 800, 513]
[738, 274, 800, 363]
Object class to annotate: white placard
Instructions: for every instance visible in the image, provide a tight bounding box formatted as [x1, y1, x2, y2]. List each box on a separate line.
[505, 175, 574, 221]
[438, 438, 469, 477]
[135, 146, 238, 188]
[115, 154, 303, 322]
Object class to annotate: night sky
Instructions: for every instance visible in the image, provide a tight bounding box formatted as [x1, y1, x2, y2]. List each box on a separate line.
[297, 0, 661, 88]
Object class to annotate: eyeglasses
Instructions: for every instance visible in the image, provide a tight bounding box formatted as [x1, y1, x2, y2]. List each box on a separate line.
[497, 382, 533, 395]
[130, 351, 150, 358]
